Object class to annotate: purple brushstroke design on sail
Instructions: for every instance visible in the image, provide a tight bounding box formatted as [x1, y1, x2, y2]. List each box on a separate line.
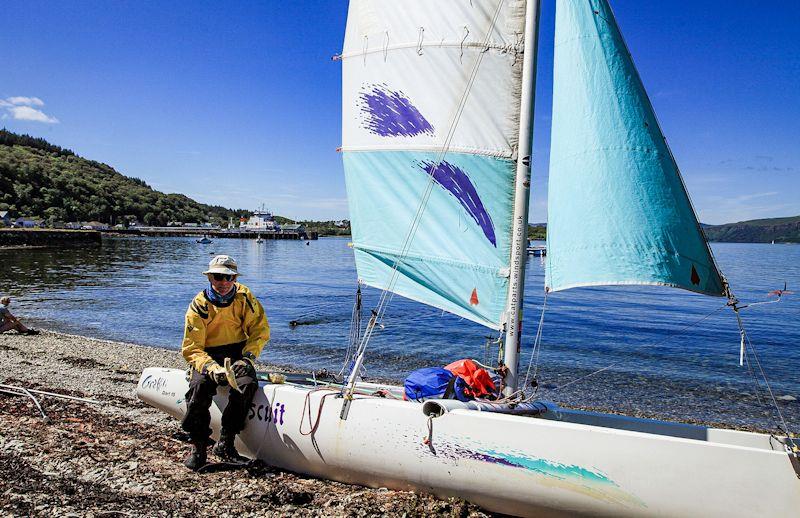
[359, 84, 434, 137]
[419, 160, 496, 247]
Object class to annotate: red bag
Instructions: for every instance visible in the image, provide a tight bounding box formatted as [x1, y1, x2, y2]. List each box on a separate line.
[444, 359, 496, 398]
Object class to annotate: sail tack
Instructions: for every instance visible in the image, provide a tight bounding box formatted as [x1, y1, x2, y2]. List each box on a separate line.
[546, 0, 725, 297]
[341, 1, 527, 329]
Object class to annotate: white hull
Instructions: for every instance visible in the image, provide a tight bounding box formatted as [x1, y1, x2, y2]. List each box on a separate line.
[138, 368, 799, 517]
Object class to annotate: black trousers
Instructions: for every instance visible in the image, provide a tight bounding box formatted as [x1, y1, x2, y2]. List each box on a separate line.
[181, 343, 258, 443]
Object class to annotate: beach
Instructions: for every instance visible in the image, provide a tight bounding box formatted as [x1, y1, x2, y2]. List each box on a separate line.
[0, 330, 489, 517]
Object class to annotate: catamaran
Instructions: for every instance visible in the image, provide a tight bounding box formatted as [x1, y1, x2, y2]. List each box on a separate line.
[138, 1, 799, 515]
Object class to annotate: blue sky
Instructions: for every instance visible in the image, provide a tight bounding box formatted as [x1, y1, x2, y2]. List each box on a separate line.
[2, 1, 797, 224]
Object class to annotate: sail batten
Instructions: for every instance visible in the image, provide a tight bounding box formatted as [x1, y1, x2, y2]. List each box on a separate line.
[546, 0, 725, 297]
[342, 1, 527, 328]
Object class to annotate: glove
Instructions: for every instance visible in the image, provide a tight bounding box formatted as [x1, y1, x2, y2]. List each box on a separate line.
[232, 358, 256, 379]
[204, 362, 228, 386]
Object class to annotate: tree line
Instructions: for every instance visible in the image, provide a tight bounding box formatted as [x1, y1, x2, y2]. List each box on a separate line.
[0, 129, 247, 227]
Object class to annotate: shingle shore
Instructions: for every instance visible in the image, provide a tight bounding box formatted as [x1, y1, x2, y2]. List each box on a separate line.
[0, 330, 489, 517]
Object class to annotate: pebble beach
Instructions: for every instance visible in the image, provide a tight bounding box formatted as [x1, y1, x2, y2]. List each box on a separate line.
[0, 330, 490, 517]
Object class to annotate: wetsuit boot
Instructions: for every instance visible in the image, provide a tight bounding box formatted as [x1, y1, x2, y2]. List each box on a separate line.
[183, 441, 208, 471]
[212, 432, 248, 463]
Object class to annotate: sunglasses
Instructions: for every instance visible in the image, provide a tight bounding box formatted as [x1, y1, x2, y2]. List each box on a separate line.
[211, 273, 236, 281]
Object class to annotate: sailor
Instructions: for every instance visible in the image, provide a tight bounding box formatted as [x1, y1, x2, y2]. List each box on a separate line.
[181, 255, 270, 470]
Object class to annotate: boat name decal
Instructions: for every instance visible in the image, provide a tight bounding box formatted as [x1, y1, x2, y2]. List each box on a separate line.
[248, 401, 285, 425]
[140, 375, 167, 393]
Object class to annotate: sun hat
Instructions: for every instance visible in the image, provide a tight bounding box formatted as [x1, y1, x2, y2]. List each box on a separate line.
[203, 255, 239, 276]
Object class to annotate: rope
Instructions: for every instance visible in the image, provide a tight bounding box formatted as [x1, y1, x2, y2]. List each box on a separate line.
[424, 415, 436, 453]
[299, 388, 339, 436]
[0, 386, 49, 421]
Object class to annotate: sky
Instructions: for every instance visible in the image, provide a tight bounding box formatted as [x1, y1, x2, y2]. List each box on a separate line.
[1, 1, 798, 224]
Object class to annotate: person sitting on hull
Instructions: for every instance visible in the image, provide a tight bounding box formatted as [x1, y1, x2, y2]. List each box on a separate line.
[181, 255, 270, 470]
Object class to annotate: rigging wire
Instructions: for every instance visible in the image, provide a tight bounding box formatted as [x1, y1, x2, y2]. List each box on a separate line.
[542, 302, 728, 394]
[339, 284, 363, 378]
[741, 326, 798, 451]
[537, 296, 797, 448]
[521, 290, 548, 393]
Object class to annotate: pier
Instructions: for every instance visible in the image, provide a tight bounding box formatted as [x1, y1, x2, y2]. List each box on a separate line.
[527, 245, 546, 257]
[0, 229, 101, 247]
[106, 228, 318, 240]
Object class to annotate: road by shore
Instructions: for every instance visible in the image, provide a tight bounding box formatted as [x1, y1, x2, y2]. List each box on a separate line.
[0, 330, 489, 517]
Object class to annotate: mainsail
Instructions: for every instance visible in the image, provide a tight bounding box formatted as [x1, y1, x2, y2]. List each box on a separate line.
[546, 0, 725, 296]
[341, 1, 528, 328]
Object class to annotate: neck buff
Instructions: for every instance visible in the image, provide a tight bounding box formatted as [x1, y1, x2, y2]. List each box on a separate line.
[205, 283, 237, 305]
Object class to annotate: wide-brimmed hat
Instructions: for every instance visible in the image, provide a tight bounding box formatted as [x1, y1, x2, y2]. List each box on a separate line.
[203, 255, 239, 276]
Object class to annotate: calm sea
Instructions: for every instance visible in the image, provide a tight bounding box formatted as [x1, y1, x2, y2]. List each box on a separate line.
[2, 236, 798, 431]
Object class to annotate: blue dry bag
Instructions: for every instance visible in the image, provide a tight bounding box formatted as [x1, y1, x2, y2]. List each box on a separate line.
[404, 367, 471, 402]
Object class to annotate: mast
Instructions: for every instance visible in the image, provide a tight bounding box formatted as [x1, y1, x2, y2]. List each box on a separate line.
[502, 0, 541, 396]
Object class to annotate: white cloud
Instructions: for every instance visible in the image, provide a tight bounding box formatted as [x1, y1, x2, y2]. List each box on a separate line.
[1, 96, 58, 123]
[6, 96, 44, 106]
[7, 105, 59, 124]
[731, 191, 779, 202]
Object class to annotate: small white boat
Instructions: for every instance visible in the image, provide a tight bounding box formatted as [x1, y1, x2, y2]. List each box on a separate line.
[256, 234, 264, 243]
[196, 235, 212, 244]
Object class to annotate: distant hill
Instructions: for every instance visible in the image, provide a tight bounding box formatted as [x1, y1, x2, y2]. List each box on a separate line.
[528, 223, 546, 240]
[0, 129, 248, 226]
[526, 218, 800, 243]
[703, 216, 800, 243]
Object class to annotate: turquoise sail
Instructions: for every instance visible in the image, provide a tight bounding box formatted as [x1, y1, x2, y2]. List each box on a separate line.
[546, 0, 725, 297]
[344, 151, 515, 329]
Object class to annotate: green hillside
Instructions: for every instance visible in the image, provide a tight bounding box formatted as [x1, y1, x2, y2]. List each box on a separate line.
[0, 129, 246, 226]
[703, 216, 800, 243]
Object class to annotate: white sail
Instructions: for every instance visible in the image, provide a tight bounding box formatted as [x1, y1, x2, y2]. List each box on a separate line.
[341, 0, 527, 329]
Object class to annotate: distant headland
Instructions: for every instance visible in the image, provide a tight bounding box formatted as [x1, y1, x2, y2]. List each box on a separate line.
[0, 129, 348, 237]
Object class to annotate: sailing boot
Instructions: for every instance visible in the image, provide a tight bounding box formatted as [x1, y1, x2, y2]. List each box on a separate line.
[212, 432, 248, 463]
[183, 441, 208, 471]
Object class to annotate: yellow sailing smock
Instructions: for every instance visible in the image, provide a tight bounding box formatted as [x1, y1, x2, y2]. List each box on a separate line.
[181, 283, 270, 372]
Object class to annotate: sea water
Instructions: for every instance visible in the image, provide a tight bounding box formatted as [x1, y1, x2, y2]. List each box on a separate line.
[2, 236, 798, 431]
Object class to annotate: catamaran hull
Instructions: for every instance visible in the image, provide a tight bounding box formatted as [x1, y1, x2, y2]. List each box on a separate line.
[138, 368, 799, 517]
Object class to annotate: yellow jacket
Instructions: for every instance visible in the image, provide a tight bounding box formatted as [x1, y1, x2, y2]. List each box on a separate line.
[181, 283, 270, 372]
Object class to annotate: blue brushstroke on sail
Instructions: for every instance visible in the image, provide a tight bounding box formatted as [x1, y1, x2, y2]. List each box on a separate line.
[546, 0, 725, 296]
[343, 151, 514, 329]
[419, 160, 497, 247]
[359, 84, 435, 138]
